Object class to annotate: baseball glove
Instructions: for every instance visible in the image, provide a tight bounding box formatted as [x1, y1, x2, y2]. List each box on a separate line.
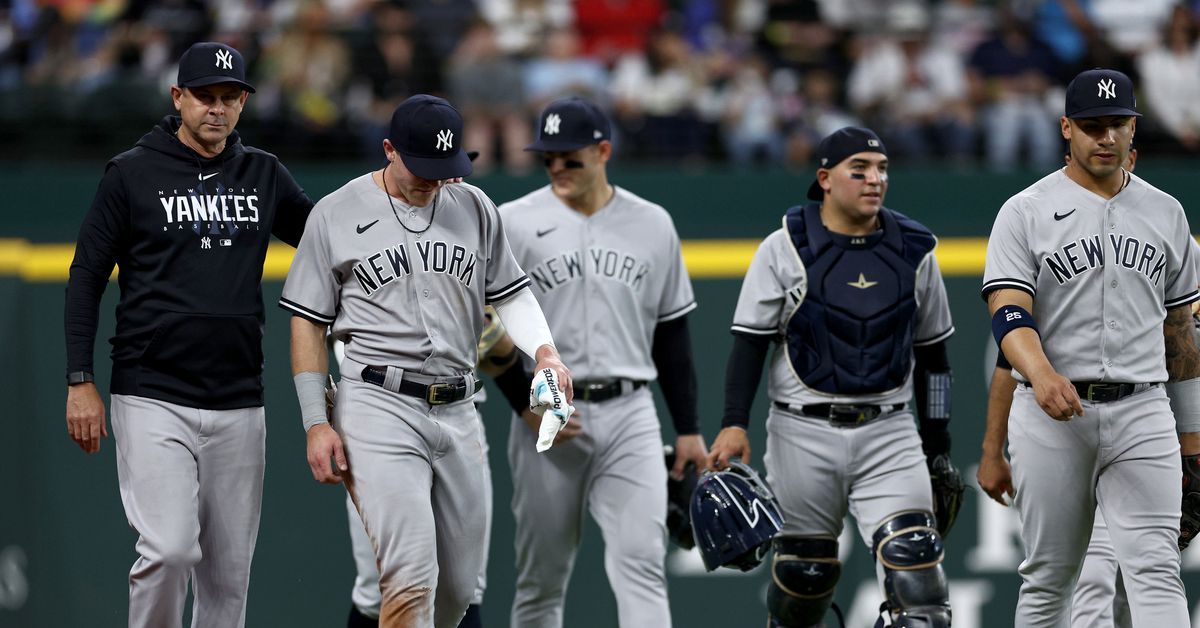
[1181, 453, 1200, 550]
[928, 453, 965, 538]
[664, 445, 697, 549]
[478, 305, 505, 357]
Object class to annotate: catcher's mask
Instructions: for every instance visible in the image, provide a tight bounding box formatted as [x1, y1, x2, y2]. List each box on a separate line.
[689, 460, 784, 572]
[664, 445, 699, 549]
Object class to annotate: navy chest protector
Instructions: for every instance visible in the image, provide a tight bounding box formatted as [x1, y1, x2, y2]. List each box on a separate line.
[784, 203, 936, 395]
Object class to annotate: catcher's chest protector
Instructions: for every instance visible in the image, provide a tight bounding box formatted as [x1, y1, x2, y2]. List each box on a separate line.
[784, 203, 935, 395]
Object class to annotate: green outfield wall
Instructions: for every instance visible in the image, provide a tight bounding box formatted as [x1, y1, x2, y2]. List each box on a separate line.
[4, 164, 1200, 627]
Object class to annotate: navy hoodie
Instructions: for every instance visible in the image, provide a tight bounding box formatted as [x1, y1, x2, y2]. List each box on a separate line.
[65, 115, 314, 409]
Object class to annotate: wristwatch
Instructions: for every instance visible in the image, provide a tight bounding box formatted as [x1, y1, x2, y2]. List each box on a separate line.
[67, 371, 94, 385]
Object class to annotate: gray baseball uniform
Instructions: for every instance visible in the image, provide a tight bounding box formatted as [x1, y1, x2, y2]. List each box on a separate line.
[280, 175, 528, 628]
[1068, 239, 1200, 628]
[983, 168, 1198, 626]
[732, 215, 953, 562]
[499, 185, 695, 628]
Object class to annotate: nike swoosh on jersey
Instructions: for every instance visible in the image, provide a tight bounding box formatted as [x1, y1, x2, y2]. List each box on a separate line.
[536, 227, 557, 237]
[1054, 209, 1077, 221]
[357, 220, 380, 234]
[199, 172, 219, 181]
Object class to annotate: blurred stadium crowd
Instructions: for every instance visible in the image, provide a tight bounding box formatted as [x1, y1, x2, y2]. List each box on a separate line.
[3, 0, 1200, 170]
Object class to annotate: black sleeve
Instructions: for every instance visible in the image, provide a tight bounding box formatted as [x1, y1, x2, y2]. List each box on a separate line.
[913, 340, 952, 456]
[269, 162, 315, 248]
[995, 349, 1011, 370]
[722, 332, 773, 430]
[651, 315, 700, 436]
[64, 164, 129, 375]
[492, 360, 531, 415]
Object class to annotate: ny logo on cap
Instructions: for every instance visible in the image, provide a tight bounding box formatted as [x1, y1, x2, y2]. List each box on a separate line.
[215, 49, 233, 70]
[1098, 78, 1116, 99]
[544, 113, 561, 136]
[436, 129, 454, 151]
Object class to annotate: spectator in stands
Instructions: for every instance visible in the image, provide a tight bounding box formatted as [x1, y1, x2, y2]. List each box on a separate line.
[847, 4, 975, 162]
[711, 53, 784, 167]
[574, 0, 665, 65]
[610, 24, 707, 160]
[257, 0, 352, 143]
[1137, 3, 1200, 152]
[446, 18, 532, 173]
[345, 0, 421, 157]
[1089, 0, 1177, 56]
[478, 0, 573, 58]
[967, 7, 1060, 172]
[524, 26, 608, 109]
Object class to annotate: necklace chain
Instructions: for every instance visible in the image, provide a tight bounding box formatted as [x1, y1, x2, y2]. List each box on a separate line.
[382, 163, 436, 235]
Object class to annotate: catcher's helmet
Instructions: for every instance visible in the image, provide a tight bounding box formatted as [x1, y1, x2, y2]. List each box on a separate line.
[689, 460, 784, 572]
[664, 445, 698, 549]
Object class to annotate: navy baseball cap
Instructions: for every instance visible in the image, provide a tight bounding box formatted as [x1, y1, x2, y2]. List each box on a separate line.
[526, 97, 611, 152]
[389, 94, 472, 181]
[177, 42, 255, 93]
[806, 127, 887, 200]
[1065, 68, 1140, 119]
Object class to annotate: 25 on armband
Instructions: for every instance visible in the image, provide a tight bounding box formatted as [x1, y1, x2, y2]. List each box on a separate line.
[991, 305, 1038, 347]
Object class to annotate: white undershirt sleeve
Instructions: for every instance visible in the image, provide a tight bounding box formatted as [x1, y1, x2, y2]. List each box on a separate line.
[493, 287, 555, 361]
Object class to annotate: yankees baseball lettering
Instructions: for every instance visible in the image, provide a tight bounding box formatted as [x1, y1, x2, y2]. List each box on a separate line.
[1043, 232, 1166, 286]
[158, 191, 260, 224]
[527, 247, 649, 292]
[352, 240, 477, 297]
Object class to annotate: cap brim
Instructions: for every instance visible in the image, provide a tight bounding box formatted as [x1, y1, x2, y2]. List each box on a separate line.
[1068, 106, 1140, 119]
[524, 137, 597, 152]
[806, 179, 823, 201]
[180, 76, 256, 94]
[400, 149, 473, 181]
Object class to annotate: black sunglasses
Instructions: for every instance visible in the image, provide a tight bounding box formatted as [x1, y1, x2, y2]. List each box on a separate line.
[543, 156, 585, 169]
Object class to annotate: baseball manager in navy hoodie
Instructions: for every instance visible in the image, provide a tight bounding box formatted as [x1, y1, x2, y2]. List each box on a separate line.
[63, 42, 313, 628]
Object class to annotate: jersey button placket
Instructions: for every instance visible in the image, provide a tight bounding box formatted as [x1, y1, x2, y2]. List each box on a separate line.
[582, 222, 593, 374]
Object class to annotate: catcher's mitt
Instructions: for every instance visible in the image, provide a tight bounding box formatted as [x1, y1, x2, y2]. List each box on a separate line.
[1181, 453, 1200, 550]
[928, 453, 965, 538]
[478, 305, 506, 357]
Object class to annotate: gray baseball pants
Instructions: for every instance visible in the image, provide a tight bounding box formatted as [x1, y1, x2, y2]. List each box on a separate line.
[1009, 385, 1187, 626]
[1069, 510, 1131, 628]
[507, 387, 670, 628]
[111, 394, 265, 628]
[763, 405, 932, 597]
[345, 409, 492, 617]
[335, 367, 488, 628]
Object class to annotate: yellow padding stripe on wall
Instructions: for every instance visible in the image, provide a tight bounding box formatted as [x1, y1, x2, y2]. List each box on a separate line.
[0, 236, 1061, 282]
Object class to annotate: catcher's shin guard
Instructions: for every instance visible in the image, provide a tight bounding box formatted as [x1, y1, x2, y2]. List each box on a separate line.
[767, 536, 841, 627]
[872, 511, 951, 628]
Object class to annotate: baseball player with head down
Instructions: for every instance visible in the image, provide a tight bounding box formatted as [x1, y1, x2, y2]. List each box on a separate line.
[63, 42, 313, 627]
[281, 94, 574, 628]
[982, 68, 1200, 626]
[498, 96, 708, 628]
[708, 126, 961, 627]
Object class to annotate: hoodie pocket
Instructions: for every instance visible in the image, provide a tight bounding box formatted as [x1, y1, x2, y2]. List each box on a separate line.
[139, 312, 264, 381]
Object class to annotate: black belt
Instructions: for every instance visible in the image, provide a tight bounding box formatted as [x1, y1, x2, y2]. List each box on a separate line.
[1020, 381, 1157, 403]
[774, 401, 906, 426]
[576, 379, 647, 403]
[361, 366, 479, 405]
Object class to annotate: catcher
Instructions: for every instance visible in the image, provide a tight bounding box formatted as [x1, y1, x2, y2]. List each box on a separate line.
[707, 127, 963, 628]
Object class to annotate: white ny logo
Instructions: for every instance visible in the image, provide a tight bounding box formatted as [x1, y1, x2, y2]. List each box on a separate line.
[215, 49, 233, 70]
[436, 129, 454, 151]
[1097, 78, 1116, 99]
[201, 237, 212, 249]
[544, 113, 562, 135]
